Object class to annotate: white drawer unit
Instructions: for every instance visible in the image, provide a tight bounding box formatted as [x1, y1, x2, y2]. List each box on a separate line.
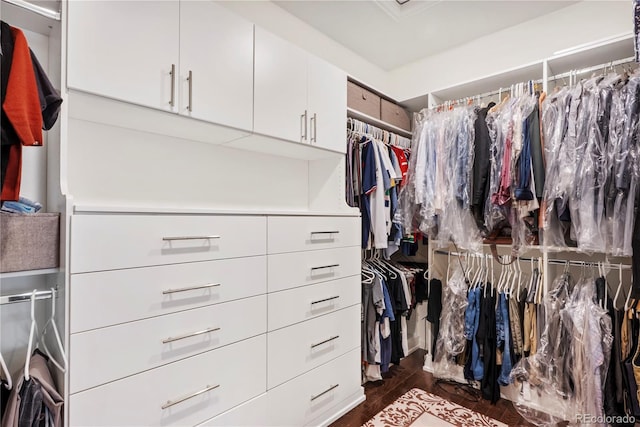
[198, 393, 268, 427]
[267, 247, 360, 293]
[268, 276, 360, 332]
[69, 335, 267, 427]
[70, 214, 266, 273]
[267, 216, 360, 254]
[70, 295, 266, 393]
[70, 256, 266, 333]
[266, 348, 362, 427]
[267, 305, 360, 389]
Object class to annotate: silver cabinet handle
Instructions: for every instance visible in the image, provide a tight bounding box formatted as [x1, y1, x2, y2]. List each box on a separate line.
[313, 113, 317, 143]
[311, 335, 339, 348]
[161, 384, 220, 410]
[311, 264, 339, 271]
[310, 384, 339, 401]
[187, 70, 193, 112]
[311, 295, 339, 305]
[163, 283, 220, 295]
[162, 235, 220, 241]
[310, 231, 340, 236]
[310, 113, 317, 143]
[162, 327, 220, 344]
[300, 110, 308, 141]
[169, 64, 176, 107]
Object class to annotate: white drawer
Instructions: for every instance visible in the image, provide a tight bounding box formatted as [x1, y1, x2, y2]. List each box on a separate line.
[268, 247, 360, 293]
[268, 276, 360, 332]
[267, 305, 360, 389]
[70, 335, 267, 427]
[70, 256, 266, 333]
[70, 295, 266, 393]
[266, 348, 362, 427]
[267, 216, 360, 254]
[198, 394, 268, 427]
[71, 214, 266, 273]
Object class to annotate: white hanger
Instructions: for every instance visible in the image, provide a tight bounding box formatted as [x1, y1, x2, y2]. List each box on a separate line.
[0, 351, 12, 390]
[40, 288, 67, 373]
[613, 263, 623, 310]
[624, 264, 634, 312]
[24, 290, 39, 380]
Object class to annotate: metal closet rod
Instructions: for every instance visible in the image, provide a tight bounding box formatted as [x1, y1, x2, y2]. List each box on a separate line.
[432, 56, 638, 109]
[3, 0, 61, 21]
[433, 249, 632, 270]
[0, 288, 57, 305]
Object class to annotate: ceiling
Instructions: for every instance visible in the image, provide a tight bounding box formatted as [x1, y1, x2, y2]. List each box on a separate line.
[274, 0, 578, 71]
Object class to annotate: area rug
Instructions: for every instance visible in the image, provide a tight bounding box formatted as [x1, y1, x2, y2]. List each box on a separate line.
[362, 388, 507, 427]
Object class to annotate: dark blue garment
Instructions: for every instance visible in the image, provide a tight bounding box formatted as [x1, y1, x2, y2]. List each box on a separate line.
[515, 118, 534, 200]
[464, 287, 484, 381]
[380, 329, 392, 373]
[381, 277, 395, 322]
[497, 293, 514, 386]
[361, 141, 376, 248]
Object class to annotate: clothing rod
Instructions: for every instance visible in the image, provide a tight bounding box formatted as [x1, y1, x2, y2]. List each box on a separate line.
[547, 56, 636, 83]
[433, 249, 632, 270]
[3, 0, 61, 20]
[0, 289, 55, 305]
[347, 117, 411, 139]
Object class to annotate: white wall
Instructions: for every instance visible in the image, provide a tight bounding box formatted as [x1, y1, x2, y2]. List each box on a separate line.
[389, 1, 632, 102]
[219, 0, 390, 94]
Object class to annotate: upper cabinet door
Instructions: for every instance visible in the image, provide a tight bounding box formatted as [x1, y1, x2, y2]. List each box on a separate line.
[307, 56, 347, 153]
[254, 27, 308, 143]
[67, 1, 180, 112]
[179, 2, 254, 131]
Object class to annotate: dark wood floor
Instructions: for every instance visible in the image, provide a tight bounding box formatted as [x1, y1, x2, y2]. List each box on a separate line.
[330, 349, 533, 427]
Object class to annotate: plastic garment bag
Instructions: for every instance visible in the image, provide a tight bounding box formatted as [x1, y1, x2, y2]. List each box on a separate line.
[562, 277, 613, 426]
[432, 263, 469, 380]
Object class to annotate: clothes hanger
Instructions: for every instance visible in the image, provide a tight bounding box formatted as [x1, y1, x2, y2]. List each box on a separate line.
[0, 351, 11, 390]
[613, 263, 623, 311]
[24, 290, 39, 381]
[40, 288, 67, 373]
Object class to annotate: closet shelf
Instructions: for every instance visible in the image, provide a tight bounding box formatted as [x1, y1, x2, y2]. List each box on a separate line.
[347, 108, 412, 138]
[0, 268, 60, 279]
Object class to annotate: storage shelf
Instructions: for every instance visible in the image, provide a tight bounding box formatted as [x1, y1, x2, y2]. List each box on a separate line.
[347, 108, 412, 138]
[0, 268, 60, 279]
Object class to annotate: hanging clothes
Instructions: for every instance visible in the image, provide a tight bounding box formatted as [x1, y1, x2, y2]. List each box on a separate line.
[0, 22, 62, 201]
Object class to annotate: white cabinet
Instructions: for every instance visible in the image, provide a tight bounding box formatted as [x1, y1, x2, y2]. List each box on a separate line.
[254, 27, 308, 144]
[67, 0, 179, 112]
[308, 56, 347, 153]
[254, 27, 346, 153]
[67, 0, 254, 132]
[179, 1, 254, 130]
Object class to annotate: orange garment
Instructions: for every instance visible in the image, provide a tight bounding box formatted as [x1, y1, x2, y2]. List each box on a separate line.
[1, 26, 43, 201]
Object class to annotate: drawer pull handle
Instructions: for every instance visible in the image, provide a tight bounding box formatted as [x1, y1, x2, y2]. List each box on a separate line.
[311, 296, 340, 305]
[311, 335, 339, 349]
[310, 231, 340, 236]
[311, 384, 339, 401]
[162, 235, 220, 241]
[163, 283, 220, 295]
[311, 264, 339, 272]
[162, 327, 220, 344]
[161, 384, 220, 410]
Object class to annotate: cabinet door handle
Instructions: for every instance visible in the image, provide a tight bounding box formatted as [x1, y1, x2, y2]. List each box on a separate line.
[161, 384, 220, 410]
[301, 110, 308, 141]
[162, 235, 220, 241]
[187, 70, 193, 112]
[310, 384, 339, 401]
[163, 283, 220, 295]
[162, 326, 220, 344]
[311, 295, 339, 305]
[310, 113, 317, 143]
[311, 264, 339, 272]
[311, 335, 339, 348]
[169, 64, 176, 107]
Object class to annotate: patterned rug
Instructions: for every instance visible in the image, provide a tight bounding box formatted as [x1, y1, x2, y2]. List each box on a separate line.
[363, 388, 507, 427]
